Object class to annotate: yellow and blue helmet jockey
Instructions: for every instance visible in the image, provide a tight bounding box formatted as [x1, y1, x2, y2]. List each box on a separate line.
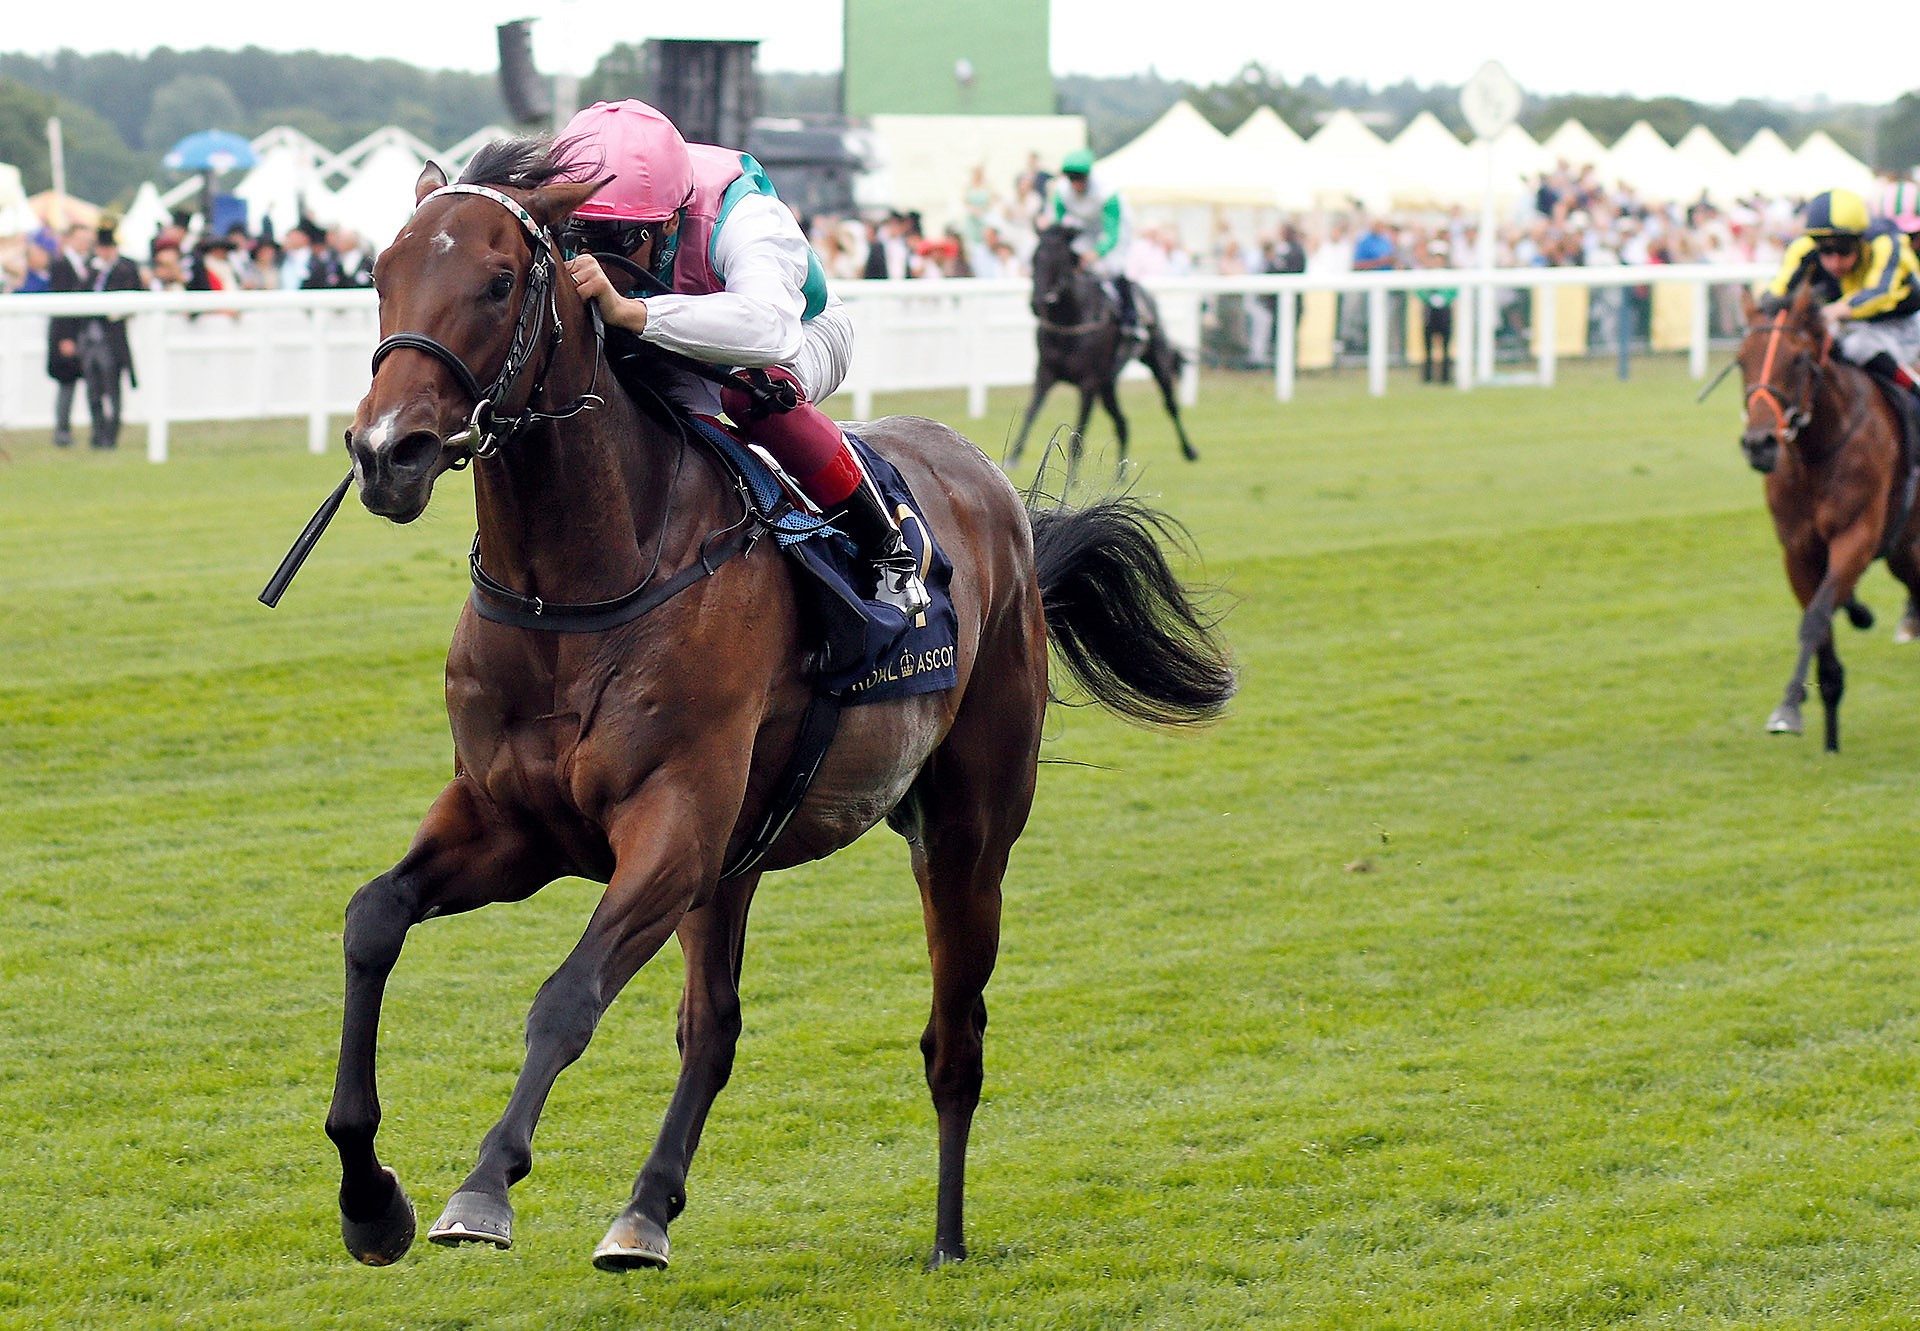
[1805, 189, 1871, 243]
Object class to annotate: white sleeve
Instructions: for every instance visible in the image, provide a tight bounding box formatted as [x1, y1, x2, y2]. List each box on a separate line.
[638, 193, 810, 368]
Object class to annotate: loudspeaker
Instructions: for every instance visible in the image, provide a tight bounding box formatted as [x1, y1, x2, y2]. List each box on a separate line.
[497, 20, 553, 125]
[644, 40, 758, 147]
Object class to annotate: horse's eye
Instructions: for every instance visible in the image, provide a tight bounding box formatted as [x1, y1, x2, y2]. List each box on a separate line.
[486, 272, 514, 301]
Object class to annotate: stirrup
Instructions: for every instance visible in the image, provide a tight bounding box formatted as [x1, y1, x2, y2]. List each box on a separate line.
[873, 557, 932, 618]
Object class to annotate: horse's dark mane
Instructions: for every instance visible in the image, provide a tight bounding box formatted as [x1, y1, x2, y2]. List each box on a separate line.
[460, 135, 600, 190]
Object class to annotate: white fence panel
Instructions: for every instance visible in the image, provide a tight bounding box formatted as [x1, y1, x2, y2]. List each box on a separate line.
[0, 264, 1774, 461]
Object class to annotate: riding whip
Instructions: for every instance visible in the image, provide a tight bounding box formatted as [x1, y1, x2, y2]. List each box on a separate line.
[1696, 358, 1738, 403]
[259, 470, 353, 608]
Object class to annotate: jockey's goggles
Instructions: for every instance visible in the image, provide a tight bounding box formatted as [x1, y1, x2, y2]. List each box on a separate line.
[560, 218, 657, 260]
[1815, 236, 1861, 257]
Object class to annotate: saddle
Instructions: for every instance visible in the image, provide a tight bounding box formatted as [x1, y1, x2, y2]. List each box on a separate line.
[1864, 372, 1920, 556]
[605, 339, 959, 878]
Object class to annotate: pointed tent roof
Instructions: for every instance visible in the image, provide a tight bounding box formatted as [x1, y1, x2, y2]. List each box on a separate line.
[1672, 125, 1740, 203]
[235, 125, 343, 239]
[1791, 130, 1875, 201]
[1487, 122, 1550, 195]
[1385, 111, 1475, 207]
[1604, 120, 1694, 202]
[1303, 108, 1391, 211]
[1099, 100, 1278, 207]
[1730, 127, 1798, 199]
[116, 182, 169, 259]
[1228, 106, 1310, 209]
[1541, 119, 1608, 170]
[321, 126, 436, 190]
[330, 135, 434, 249]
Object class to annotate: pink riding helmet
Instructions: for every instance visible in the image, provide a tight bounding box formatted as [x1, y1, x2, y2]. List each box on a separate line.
[561, 100, 693, 223]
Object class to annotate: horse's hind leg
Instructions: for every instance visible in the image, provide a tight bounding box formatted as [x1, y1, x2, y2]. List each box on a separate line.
[326, 779, 552, 1265]
[1070, 385, 1097, 475]
[906, 637, 1046, 1267]
[1146, 335, 1199, 461]
[594, 873, 763, 1271]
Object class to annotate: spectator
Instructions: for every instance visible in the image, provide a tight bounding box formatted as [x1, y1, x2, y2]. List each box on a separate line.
[280, 226, 314, 289]
[247, 239, 284, 290]
[46, 223, 95, 448]
[17, 238, 55, 293]
[148, 243, 187, 292]
[1416, 241, 1458, 385]
[79, 226, 141, 450]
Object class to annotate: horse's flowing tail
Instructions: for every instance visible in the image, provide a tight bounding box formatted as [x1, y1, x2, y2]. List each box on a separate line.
[1028, 497, 1235, 725]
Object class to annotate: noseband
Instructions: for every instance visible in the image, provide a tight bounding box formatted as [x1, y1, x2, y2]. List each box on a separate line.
[368, 183, 602, 463]
[1743, 310, 1830, 445]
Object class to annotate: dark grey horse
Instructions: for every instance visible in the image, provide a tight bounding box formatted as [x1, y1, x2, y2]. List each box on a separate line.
[1007, 225, 1198, 471]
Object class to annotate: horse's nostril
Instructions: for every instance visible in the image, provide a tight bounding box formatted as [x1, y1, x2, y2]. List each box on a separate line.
[390, 431, 442, 475]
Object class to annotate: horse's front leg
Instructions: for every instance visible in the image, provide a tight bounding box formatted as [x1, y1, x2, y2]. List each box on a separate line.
[593, 873, 763, 1270]
[429, 783, 716, 1255]
[327, 778, 553, 1265]
[1008, 366, 1058, 464]
[1771, 527, 1875, 744]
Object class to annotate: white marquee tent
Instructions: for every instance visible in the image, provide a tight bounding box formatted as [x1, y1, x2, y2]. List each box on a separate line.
[1228, 106, 1311, 210]
[1302, 109, 1391, 212]
[1790, 131, 1876, 202]
[1099, 101, 1278, 207]
[1386, 111, 1476, 209]
[1673, 126, 1741, 203]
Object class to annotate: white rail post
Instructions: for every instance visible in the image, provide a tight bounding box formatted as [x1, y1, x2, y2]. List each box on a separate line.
[964, 291, 987, 419]
[1453, 285, 1474, 391]
[1275, 290, 1296, 402]
[145, 312, 170, 463]
[308, 306, 329, 454]
[852, 296, 877, 421]
[1536, 283, 1557, 388]
[1478, 280, 1497, 382]
[1367, 285, 1387, 397]
[1691, 280, 1711, 380]
[1178, 291, 1199, 407]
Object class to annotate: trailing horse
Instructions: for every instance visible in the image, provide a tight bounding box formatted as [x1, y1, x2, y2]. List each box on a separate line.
[1007, 224, 1198, 472]
[320, 142, 1235, 1274]
[1737, 285, 1920, 751]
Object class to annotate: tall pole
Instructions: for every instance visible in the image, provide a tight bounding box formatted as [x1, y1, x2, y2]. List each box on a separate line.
[1478, 136, 1496, 382]
[47, 117, 67, 229]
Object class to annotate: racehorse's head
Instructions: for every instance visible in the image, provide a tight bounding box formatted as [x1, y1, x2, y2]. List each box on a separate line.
[1030, 224, 1082, 320]
[1737, 284, 1829, 475]
[347, 142, 603, 522]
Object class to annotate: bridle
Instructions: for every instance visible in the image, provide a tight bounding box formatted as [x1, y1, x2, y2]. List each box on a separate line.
[367, 183, 603, 465]
[1743, 308, 1831, 446]
[1032, 230, 1108, 334]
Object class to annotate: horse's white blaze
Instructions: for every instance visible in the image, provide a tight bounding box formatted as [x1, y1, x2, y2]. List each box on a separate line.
[362, 407, 402, 453]
[431, 230, 456, 255]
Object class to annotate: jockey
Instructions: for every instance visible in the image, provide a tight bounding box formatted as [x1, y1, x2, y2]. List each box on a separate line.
[1765, 187, 1920, 395]
[1047, 148, 1141, 342]
[560, 99, 930, 618]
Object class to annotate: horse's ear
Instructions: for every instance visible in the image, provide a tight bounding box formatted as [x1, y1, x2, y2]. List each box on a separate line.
[525, 176, 613, 230]
[415, 161, 448, 206]
[1789, 279, 1818, 323]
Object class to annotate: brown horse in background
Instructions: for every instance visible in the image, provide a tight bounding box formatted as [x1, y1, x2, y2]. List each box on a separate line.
[1737, 285, 1920, 751]
[321, 141, 1234, 1275]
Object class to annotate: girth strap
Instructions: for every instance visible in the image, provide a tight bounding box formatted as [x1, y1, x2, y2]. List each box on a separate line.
[468, 522, 758, 633]
[718, 690, 845, 881]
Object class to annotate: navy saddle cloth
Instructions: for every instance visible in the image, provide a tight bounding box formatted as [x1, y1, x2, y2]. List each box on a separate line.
[684, 414, 959, 704]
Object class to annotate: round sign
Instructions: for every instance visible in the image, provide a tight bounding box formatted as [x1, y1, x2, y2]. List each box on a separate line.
[1460, 61, 1522, 140]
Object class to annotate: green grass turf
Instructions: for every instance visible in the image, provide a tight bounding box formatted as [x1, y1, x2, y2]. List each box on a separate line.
[5, 358, 1920, 1328]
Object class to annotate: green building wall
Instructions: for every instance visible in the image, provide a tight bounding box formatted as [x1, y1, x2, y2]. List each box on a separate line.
[843, 0, 1053, 116]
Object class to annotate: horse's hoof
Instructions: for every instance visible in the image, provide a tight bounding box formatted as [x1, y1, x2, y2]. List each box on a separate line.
[926, 1244, 967, 1271]
[341, 1166, 416, 1266]
[592, 1210, 670, 1271]
[1767, 705, 1804, 736]
[1181, 444, 1199, 461]
[1896, 615, 1920, 644]
[428, 1190, 513, 1249]
[1845, 600, 1875, 630]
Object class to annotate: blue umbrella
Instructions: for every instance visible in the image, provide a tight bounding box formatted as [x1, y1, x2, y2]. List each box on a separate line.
[163, 129, 257, 174]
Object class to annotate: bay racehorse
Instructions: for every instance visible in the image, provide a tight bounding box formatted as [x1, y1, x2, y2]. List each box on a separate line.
[1007, 224, 1198, 472]
[1738, 284, 1920, 751]
[322, 141, 1235, 1273]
